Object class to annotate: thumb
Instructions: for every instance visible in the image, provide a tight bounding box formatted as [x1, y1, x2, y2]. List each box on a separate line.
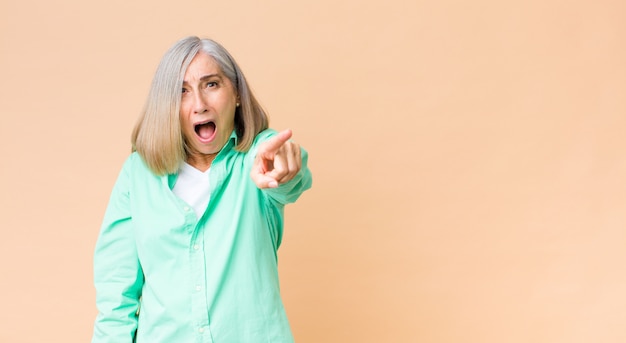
[250, 163, 279, 188]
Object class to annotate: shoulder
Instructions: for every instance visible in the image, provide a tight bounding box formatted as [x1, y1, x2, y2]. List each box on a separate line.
[241, 129, 279, 164]
[251, 128, 279, 147]
[119, 151, 156, 177]
[123, 151, 144, 169]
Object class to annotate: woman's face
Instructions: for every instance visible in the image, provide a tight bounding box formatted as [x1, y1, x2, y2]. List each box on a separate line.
[180, 51, 238, 168]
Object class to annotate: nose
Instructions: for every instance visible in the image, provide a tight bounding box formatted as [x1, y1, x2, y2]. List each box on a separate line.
[192, 91, 208, 114]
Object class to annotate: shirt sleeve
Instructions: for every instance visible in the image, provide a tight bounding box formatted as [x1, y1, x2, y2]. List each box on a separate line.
[261, 145, 313, 205]
[92, 156, 144, 343]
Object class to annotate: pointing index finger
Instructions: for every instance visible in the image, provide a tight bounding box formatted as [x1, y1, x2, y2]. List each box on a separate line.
[261, 129, 292, 155]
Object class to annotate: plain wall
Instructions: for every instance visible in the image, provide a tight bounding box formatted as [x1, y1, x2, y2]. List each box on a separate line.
[1, 0, 625, 342]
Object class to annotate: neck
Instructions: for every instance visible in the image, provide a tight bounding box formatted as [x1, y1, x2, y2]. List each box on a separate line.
[186, 153, 217, 172]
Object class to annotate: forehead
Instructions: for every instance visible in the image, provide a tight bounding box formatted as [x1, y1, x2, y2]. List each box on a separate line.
[184, 51, 223, 81]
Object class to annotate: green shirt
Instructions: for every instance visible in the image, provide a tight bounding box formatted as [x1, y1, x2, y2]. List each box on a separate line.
[92, 130, 312, 343]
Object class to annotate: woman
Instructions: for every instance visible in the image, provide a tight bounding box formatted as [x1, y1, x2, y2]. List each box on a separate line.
[92, 36, 312, 343]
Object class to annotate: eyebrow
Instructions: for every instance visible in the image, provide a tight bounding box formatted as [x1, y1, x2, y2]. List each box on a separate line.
[182, 74, 222, 86]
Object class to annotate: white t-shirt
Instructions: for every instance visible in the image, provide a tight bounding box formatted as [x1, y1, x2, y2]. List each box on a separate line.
[172, 162, 211, 219]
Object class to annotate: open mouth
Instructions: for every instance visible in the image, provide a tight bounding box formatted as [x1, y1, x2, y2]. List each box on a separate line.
[194, 121, 216, 141]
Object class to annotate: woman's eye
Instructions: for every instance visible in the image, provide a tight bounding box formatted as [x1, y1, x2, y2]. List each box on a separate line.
[207, 82, 217, 88]
[181, 88, 188, 94]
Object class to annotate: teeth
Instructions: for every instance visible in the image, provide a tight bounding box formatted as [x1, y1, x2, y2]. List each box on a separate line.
[195, 121, 212, 133]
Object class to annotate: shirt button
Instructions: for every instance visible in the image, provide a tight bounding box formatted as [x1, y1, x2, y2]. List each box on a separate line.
[193, 244, 200, 250]
[199, 327, 205, 333]
[195, 285, 202, 291]
[184, 206, 191, 212]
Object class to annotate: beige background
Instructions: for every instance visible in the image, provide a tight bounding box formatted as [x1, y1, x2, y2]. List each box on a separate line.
[1, 0, 625, 342]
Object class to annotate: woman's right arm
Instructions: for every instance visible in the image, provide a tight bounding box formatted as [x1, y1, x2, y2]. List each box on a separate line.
[92, 157, 144, 343]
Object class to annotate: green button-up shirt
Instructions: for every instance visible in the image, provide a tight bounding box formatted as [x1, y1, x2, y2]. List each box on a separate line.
[92, 129, 312, 343]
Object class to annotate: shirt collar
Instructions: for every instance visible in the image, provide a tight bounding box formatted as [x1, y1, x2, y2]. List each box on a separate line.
[222, 130, 238, 152]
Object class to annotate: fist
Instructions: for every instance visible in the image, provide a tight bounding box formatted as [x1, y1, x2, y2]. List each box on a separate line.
[250, 129, 302, 189]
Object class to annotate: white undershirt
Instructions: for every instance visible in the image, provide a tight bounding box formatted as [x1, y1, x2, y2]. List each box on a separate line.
[172, 163, 211, 219]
